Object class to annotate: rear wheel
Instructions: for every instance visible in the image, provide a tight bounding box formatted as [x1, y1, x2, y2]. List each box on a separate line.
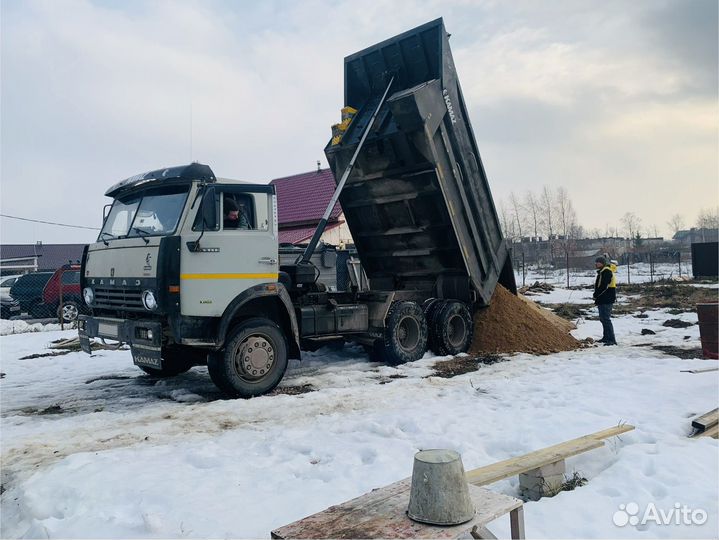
[378, 301, 428, 365]
[430, 301, 473, 356]
[139, 346, 206, 378]
[422, 298, 443, 352]
[208, 318, 288, 398]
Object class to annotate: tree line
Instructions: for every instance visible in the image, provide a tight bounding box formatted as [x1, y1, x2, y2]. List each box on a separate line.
[498, 187, 719, 246]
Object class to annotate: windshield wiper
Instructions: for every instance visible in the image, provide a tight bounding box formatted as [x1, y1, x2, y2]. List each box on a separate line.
[99, 231, 114, 246]
[132, 227, 151, 244]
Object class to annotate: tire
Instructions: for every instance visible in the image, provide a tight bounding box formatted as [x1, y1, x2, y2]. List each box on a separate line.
[378, 301, 428, 365]
[57, 300, 80, 323]
[207, 318, 288, 398]
[139, 346, 205, 378]
[422, 298, 443, 352]
[430, 301, 473, 356]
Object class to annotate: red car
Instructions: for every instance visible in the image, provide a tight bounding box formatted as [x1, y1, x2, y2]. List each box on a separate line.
[42, 264, 84, 322]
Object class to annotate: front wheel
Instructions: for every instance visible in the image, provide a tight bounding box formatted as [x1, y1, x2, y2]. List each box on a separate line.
[208, 318, 288, 398]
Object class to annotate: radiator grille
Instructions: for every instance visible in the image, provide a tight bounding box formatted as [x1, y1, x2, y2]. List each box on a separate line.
[93, 287, 144, 310]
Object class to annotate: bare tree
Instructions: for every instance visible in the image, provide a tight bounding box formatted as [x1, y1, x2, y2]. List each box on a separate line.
[524, 191, 541, 238]
[621, 212, 642, 249]
[697, 207, 719, 229]
[667, 214, 685, 238]
[499, 200, 515, 242]
[556, 187, 578, 285]
[509, 191, 525, 240]
[696, 207, 719, 242]
[540, 186, 556, 262]
[540, 186, 555, 239]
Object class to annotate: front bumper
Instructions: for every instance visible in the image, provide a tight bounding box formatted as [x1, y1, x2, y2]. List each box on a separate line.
[78, 315, 163, 369]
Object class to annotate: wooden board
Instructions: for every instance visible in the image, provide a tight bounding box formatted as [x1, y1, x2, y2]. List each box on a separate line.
[271, 480, 522, 539]
[465, 425, 635, 487]
[691, 408, 719, 431]
[699, 423, 719, 439]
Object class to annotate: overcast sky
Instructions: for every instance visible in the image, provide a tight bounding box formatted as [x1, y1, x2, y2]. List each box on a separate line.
[1, 0, 717, 244]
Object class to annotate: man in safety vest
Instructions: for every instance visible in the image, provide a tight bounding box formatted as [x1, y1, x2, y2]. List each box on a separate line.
[593, 256, 617, 345]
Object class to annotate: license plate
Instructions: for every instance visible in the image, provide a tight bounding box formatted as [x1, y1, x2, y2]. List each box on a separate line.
[9, 306, 19, 312]
[133, 354, 161, 368]
[98, 322, 118, 337]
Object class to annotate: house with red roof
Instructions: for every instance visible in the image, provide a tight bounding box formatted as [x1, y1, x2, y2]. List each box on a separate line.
[270, 167, 353, 246]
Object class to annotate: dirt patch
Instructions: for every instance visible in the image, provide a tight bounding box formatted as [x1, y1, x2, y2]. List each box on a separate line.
[662, 319, 694, 328]
[652, 345, 704, 359]
[470, 285, 581, 355]
[19, 350, 72, 360]
[545, 303, 588, 321]
[430, 355, 505, 378]
[519, 281, 555, 295]
[614, 282, 716, 313]
[269, 384, 315, 396]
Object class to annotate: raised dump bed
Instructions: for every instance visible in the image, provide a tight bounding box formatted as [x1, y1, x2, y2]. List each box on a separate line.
[325, 18, 515, 307]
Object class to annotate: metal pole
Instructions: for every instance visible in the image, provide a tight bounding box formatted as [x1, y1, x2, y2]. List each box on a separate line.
[649, 251, 654, 283]
[59, 269, 64, 331]
[566, 250, 570, 288]
[300, 76, 395, 264]
[522, 250, 526, 287]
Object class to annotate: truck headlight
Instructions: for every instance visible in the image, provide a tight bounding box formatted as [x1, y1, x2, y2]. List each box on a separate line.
[142, 290, 158, 310]
[83, 287, 94, 305]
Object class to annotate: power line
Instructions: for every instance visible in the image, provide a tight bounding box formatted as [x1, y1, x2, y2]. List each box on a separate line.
[0, 213, 100, 230]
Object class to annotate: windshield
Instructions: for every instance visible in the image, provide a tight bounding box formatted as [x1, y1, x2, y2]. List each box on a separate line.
[99, 185, 189, 241]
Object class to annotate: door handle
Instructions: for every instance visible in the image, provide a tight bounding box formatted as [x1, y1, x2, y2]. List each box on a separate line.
[259, 257, 277, 264]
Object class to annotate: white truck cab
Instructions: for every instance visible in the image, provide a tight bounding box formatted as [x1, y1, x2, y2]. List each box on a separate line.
[79, 163, 301, 397]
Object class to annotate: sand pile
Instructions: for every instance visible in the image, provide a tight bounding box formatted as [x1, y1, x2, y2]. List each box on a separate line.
[469, 285, 581, 355]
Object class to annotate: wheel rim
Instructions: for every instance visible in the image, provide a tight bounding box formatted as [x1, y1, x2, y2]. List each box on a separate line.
[232, 334, 275, 381]
[397, 316, 420, 352]
[447, 314, 467, 347]
[61, 303, 79, 322]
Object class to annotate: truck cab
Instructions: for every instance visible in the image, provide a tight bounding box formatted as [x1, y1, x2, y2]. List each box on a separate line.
[79, 163, 301, 397]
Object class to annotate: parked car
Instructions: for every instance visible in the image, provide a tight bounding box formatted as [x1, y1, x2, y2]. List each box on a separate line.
[0, 295, 21, 319]
[42, 264, 84, 323]
[0, 274, 23, 299]
[9, 271, 53, 318]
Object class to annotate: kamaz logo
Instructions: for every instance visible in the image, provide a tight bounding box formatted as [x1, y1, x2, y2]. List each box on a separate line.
[443, 89, 457, 124]
[90, 278, 142, 286]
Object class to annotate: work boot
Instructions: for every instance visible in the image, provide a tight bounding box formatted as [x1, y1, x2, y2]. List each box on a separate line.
[603, 341, 617, 346]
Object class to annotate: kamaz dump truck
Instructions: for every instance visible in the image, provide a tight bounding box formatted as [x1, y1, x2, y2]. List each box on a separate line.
[78, 18, 515, 398]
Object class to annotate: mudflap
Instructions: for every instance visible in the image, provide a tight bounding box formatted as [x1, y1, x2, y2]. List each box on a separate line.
[79, 331, 92, 354]
[131, 343, 163, 370]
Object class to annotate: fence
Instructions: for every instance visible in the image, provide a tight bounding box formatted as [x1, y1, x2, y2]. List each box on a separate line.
[1, 265, 82, 327]
[511, 250, 693, 289]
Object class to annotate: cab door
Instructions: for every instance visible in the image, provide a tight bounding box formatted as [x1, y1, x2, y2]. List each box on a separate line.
[180, 184, 278, 317]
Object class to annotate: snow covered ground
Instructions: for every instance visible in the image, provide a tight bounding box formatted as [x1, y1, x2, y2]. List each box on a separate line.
[1, 280, 717, 539]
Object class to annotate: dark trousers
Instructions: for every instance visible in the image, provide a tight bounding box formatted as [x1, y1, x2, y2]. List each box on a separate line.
[598, 303, 616, 344]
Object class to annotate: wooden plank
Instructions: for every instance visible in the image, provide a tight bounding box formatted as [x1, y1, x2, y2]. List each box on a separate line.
[691, 408, 719, 431]
[699, 423, 719, 439]
[465, 425, 635, 487]
[271, 480, 522, 539]
[680, 367, 719, 373]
